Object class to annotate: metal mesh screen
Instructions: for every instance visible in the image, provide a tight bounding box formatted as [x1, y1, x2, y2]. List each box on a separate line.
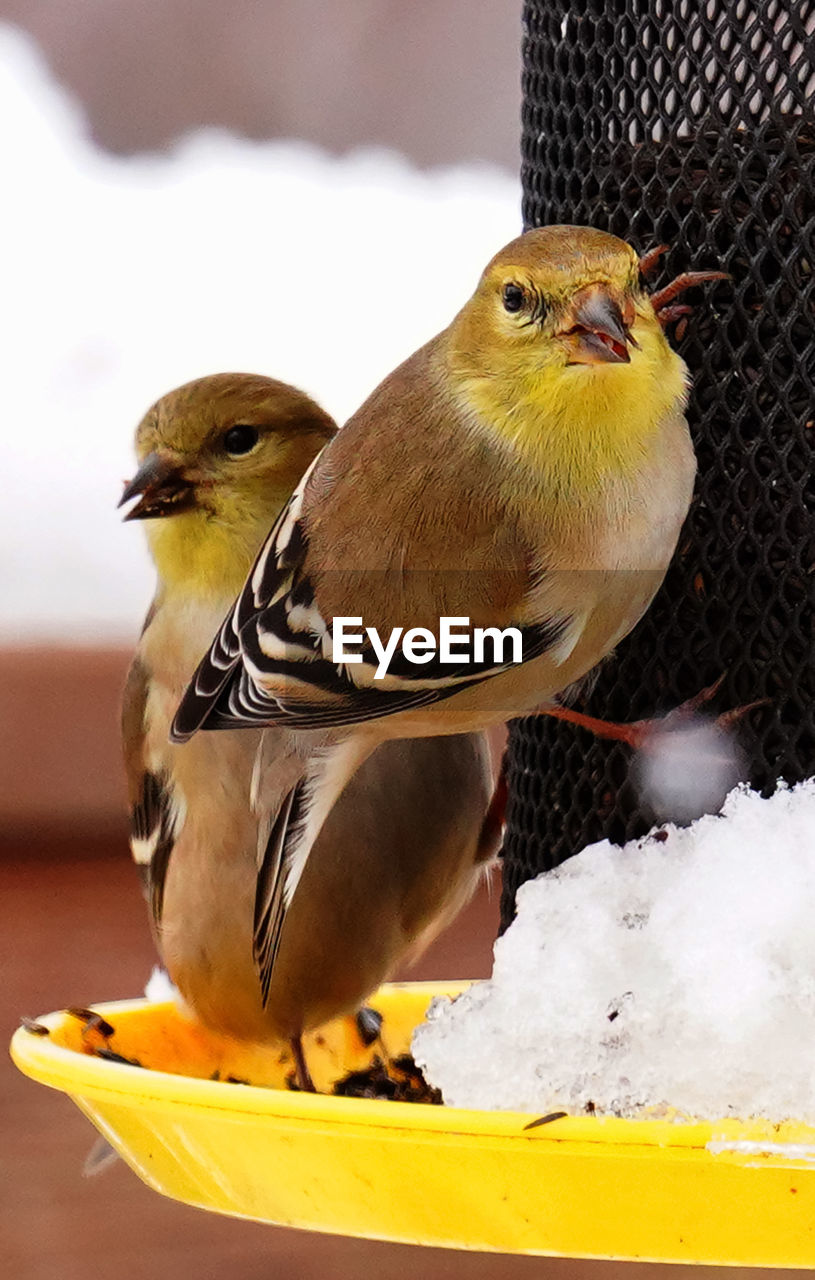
[501, 0, 815, 928]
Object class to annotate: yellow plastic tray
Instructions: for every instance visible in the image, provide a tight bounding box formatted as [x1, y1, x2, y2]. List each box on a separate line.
[10, 982, 815, 1265]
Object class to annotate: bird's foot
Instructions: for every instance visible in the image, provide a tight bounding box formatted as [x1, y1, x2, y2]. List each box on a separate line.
[637, 245, 729, 332]
[540, 676, 767, 751]
[650, 270, 729, 336]
[289, 1034, 316, 1092]
[650, 269, 730, 321]
[637, 243, 670, 275]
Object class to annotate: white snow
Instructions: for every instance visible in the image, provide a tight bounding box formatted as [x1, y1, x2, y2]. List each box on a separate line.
[0, 24, 520, 644]
[705, 1139, 815, 1163]
[414, 780, 815, 1124]
[143, 967, 178, 1003]
[636, 718, 744, 824]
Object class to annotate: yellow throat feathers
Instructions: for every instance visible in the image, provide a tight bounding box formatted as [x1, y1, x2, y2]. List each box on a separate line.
[450, 314, 688, 499]
[144, 484, 290, 599]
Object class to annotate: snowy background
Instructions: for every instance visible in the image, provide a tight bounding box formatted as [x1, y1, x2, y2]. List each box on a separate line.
[0, 25, 520, 644]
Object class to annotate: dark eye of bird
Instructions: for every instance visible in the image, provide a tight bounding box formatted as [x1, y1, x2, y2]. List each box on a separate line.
[502, 282, 526, 313]
[223, 424, 260, 456]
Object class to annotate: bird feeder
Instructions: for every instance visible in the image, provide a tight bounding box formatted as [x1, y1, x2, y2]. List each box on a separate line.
[12, 986, 815, 1266]
[503, 0, 815, 922]
[12, 1, 815, 1266]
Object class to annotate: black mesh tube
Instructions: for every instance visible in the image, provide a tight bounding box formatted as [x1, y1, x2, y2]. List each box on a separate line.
[501, 0, 815, 928]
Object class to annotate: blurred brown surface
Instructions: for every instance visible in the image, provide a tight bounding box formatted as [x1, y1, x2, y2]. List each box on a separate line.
[2, 836, 791, 1280]
[0, 0, 520, 170]
[0, 646, 507, 836]
[0, 647, 131, 831]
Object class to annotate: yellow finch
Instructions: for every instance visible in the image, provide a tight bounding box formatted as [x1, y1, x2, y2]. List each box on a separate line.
[121, 372, 497, 1090]
[171, 226, 709, 1005]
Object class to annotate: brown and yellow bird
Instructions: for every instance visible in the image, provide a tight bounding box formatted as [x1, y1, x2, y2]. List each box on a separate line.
[120, 372, 498, 1089]
[172, 227, 722, 1010]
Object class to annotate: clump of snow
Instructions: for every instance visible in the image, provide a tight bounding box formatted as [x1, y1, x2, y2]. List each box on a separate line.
[636, 719, 745, 824]
[414, 780, 815, 1123]
[0, 24, 519, 643]
[144, 967, 178, 1003]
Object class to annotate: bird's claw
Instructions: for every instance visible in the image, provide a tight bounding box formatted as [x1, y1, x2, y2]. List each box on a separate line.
[638, 243, 729, 330]
[289, 1034, 317, 1092]
[638, 243, 669, 276]
[652, 303, 693, 329]
[541, 674, 767, 752]
[650, 269, 730, 329]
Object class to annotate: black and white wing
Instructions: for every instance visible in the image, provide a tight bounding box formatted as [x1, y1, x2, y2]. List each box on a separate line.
[171, 463, 319, 740]
[253, 784, 304, 1006]
[122, 658, 180, 927]
[172, 465, 571, 741]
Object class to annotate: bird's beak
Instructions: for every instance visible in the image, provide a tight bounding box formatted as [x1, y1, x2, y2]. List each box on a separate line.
[118, 451, 197, 521]
[560, 283, 638, 366]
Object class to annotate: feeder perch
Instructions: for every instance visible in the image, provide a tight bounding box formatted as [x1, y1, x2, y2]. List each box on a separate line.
[11, 985, 815, 1267]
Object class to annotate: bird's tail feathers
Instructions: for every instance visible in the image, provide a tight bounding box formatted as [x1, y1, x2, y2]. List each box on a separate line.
[251, 734, 374, 1006]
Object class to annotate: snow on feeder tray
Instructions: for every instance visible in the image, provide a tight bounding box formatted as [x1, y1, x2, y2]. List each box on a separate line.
[11, 783, 815, 1267]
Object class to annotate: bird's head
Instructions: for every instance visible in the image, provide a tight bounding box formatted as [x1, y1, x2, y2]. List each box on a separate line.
[446, 226, 690, 484]
[120, 373, 335, 596]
